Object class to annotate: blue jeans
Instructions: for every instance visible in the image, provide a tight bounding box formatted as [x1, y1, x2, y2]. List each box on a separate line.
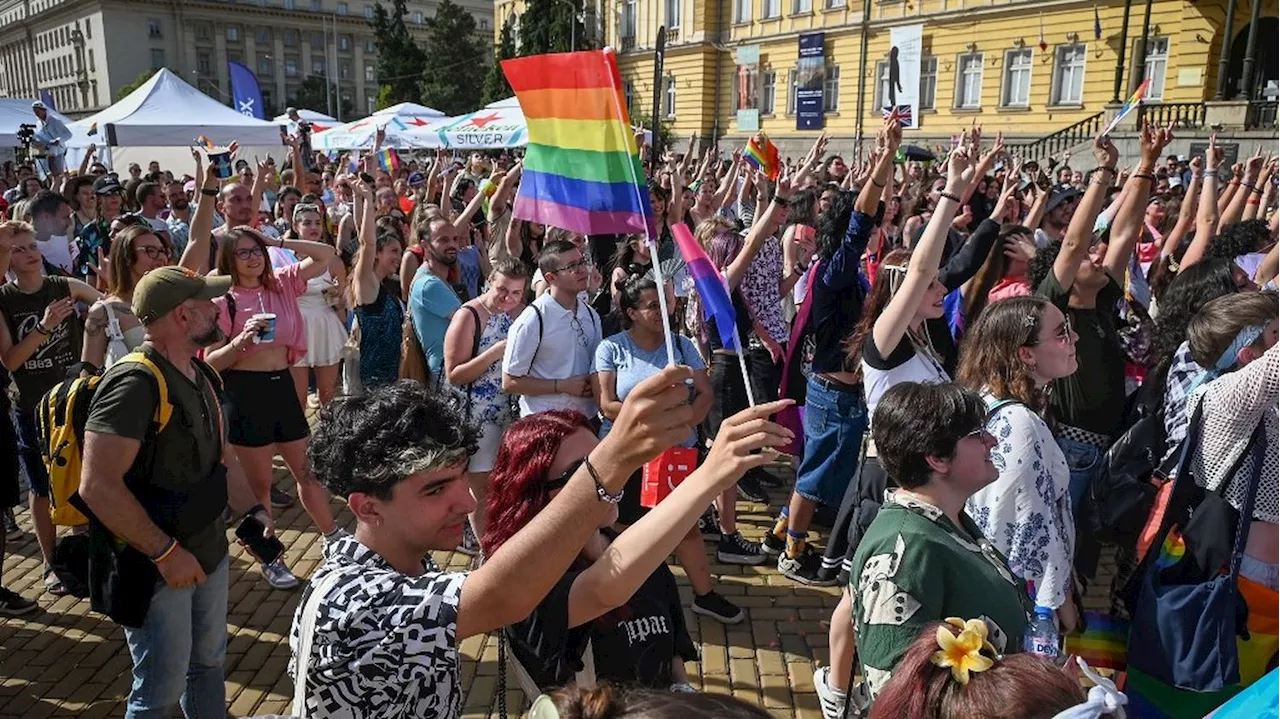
[794, 376, 868, 507]
[124, 557, 229, 719]
[1057, 436, 1104, 521]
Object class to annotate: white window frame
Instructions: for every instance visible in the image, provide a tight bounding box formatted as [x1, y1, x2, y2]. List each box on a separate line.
[762, 69, 776, 115]
[1001, 48, 1033, 108]
[787, 67, 798, 115]
[665, 0, 681, 29]
[337, 1, 348, 15]
[664, 76, 677, 117]
[1142, 37, 1169, 101]
[365, 64, 375, 82]
[763, 0, 781, 18]
[734, 0, 750, 24]
[226, 26, 240, 42]
[874, 59, 889, 111]
[622, 0, 637, 38]
[955, 52, 983, 109]
[919, 55, 937, 110]
[1051, 43, 1086, 106]
[825, 0, 846, 7]
[823, 64, 840, 112]
[793, 0, 812, 13]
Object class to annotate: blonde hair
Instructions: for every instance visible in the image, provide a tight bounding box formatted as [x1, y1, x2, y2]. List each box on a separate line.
[0, 219, 35, 240]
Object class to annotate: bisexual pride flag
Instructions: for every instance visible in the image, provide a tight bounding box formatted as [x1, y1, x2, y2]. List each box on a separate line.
[672, 223, 738, 351]
[501, 49, 652, 236]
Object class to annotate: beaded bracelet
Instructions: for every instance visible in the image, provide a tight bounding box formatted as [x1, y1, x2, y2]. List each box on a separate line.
[584, 456, 624, 504]
[939, 191, 962, 203]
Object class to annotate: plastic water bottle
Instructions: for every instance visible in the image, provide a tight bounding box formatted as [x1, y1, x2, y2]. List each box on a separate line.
[1023, 605, 1061, 660]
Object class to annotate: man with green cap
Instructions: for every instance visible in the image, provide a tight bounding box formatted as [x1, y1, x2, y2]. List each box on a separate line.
[78, 265, 276, 718]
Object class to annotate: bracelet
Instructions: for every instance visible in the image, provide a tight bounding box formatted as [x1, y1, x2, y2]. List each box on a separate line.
[939, 191, 962, 203]
[1251, 187, 1264, 196]
[200, 188, 218, 197]
[870, 177, 886, 188]
[1132, 172, 1156, 183]
[33, 323, 50, 335]
[1247, 199, 1262, 205]
[773, 195, 791, 207]
[1093, 166, 1117, 177]
[150, 537, 178, 563]
[1242, 182, 1259, 192]
[584, 456, 624, 504]
[1202, 170, 1218, 180]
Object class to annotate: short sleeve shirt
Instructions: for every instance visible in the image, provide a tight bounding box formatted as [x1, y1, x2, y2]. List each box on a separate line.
[595, 331, 704, 446]
[290, 535, 467, 719]
[409, 270, 462, 378]
[1036, 272, 1126, 437]
[214, 263, 310, 366]
[740, 236, 787, 344]
[502, 293, 602, 417]
[0, 277, 82, 412]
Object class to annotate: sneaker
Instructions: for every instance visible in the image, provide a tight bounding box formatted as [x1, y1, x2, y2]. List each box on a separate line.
[761, 530, 787, 556]
[815, 562, 844, 586]
[777, 544, 839, 586]
[262, 559, 300, 590]
[815, 666, 849, 719]
[43, 568, 67, 597]
[3, 508, 18, 538]
[0, 587, 37, 616]
[716, 532, 768, 566]
[456, 521, 481, 557]
[751, 467, 785, 489]
[698, 506, 722, 542]
[737, 474, 769, 504]
[270, 486, 295, 509]
[691, 591, 746, 624]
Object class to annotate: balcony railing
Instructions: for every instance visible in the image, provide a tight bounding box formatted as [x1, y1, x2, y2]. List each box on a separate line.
[1138, 102, 1205, 129]
[620, 35, 635, 51]
[1247, 101, 1278, 130]
[665, 27, 679, 44]
[1016, 112, 1103, 162]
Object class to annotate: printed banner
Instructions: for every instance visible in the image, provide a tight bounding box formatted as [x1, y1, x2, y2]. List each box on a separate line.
[736, 45, 760, 132]
[796, 33, 825, 131]
[886, 25, 922, 130]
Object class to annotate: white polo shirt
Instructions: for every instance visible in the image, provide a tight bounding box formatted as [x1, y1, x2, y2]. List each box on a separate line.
[502, 291, 602, 417]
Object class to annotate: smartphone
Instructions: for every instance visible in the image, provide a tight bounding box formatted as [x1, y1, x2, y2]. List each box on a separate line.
[235, 513, 285, 565]
[358, 171, 375, 185]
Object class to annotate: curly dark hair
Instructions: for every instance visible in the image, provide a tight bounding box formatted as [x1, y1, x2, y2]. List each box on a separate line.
[1027, 238, 1063, 294]
[1209, 219, 1270, 261]
[1151, 258, 1240, 367]
[816, 188, 857, 263]
[307, 381, 478, 500]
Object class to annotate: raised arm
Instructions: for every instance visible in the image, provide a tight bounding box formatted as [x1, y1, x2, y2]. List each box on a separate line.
[1049, 135, 1119, 290]
[278, 237, 336, 281]
[1244, 158, 1275, 222]
[1220, 147, 1265, 231]
[351, 181, 380, 306]
[78, 144, 96, 177]
[179, 165, 221, 274]
[1218, 164, 1243, 217]
[723, 142, 819, 291]
[961, 131, 1004, 206]
[1161, 155, 1204, 258]
[1183, 136, 1226, 271]
[1105, 123, 1172, 279]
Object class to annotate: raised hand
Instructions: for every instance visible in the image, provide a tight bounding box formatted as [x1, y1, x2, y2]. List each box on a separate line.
[1092, 132, 1119, 170]
[1138, 120, 1174, 167]
[602, 365, 702, 473]
[945, 145, 975, 191]
[699, 400, 795, 489]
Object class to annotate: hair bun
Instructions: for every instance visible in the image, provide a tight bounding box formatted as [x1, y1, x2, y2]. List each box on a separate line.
[564, 685, 622, 719]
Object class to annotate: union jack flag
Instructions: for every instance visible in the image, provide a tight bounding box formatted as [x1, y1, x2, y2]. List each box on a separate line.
[883, 104, 912, 128]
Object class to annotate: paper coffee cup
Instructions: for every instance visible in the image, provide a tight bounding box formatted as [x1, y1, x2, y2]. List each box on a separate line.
[209, 151, 233, 179]
[253, 313, 277, 343]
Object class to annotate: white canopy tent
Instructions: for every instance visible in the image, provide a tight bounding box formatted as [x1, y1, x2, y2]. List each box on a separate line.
[273, 109, 336, 123]
[313, 113, 445, 151]
[65, 68, 283, 172]
[406, 98, 652, 150]
[0, 99, 75, 147]
[373, 102, 445, 118]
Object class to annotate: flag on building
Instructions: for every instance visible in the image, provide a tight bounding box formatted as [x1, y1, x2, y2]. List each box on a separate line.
[1094, 5, 1103, 40]
[501, 49, 652, 236]
[672, 223, 738, 351]
[744, 133, 781, 181]
[227, 61, 266, 120]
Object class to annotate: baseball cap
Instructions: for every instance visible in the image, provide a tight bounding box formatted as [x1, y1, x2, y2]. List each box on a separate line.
[1045, 184, 1083, 215]
[93, 176, 123, 195]
[133, 266, 233, 324]
[408, 171, 426, 187]
[31, 100, 45, 110]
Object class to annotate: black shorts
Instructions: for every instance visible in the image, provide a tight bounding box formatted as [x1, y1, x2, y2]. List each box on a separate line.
[704, 353, 750, 439]
[222, 369, 310, 448]
[0, 403, 20, 509]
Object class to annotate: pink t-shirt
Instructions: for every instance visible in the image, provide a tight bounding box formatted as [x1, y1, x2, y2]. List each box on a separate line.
[987, 276, 1032, 304]
[214, 262, 309, 365]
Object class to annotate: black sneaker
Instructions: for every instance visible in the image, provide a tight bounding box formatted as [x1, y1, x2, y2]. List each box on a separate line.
[716, 531, 768, 565]
[270, 486, 295, 509]
[456, 521, 481, 557]
[777, 544, 839, 586]
[761, 530, 787, 556]
[737, 474, 769, 504]
[0, 586, 36, 616]
[751, 467, 786, 489]
[815, 563, 844, 586]
[691, 590, 746, 624]
[3, 508, 18, 538]
[698, 506, 722, 542]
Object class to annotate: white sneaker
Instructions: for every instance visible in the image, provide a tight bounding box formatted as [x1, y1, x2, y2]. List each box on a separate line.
[262, 558, 300, 590]
[815, 665, 850, 719]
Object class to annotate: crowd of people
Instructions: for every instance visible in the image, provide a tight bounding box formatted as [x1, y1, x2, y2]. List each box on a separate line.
[0, 105, 1275, 719]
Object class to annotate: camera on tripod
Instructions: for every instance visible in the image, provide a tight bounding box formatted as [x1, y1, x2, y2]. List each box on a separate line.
[16, 123, 37, 163]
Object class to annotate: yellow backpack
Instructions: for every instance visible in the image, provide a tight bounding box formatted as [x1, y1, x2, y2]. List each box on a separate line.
[35, 353, 175, 527]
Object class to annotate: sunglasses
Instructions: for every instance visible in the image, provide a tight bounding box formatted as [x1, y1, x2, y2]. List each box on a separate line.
[545, 458, 586, 492]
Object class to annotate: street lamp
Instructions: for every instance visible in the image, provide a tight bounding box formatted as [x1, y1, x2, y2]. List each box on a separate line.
[552, 0, 586, 51]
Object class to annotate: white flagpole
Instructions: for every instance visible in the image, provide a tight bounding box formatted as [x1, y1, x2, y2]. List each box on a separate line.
[731, 323, 756, 408]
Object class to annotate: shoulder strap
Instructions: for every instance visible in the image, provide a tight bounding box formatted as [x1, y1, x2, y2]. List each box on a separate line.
[98, 301, 125, 342]
[1227, 422, 1268, 581]
[987, 398, 1020, 416]
[292, 570, 349, 719]
[223, 293, 237, 327]
[464, 305, 482, 359]
[530, 303, 544, 354]
[112, 353, 174, 432]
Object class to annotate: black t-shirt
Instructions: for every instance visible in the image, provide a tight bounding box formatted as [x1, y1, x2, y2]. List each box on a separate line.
[706, 288, 753, 354]
[506, 542, 698, 690]
[0, 277, 82, 412]
[1036, 272, 1126, 437]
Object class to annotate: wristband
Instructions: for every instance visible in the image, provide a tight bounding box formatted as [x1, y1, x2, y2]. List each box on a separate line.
[1202, 170, 1218, 180]
[870, 177, 886, 188]
[773, 195, 792, 207]
[1132, 173, 1156, 183]
[584, 456, 624, 504]
[939, 191, 962, 203]
[200, 188, 218, 197]
[1247, 198, 1262, 205]
[150, 537, 178, 563]
[1093, 166, 1117, 177]
[33, 323, 50, 335]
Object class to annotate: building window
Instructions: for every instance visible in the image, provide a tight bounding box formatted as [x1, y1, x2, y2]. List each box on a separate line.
[85, 18, 91, 39]
[340, 61, 350, 79]
[826, 0, 846, 7]
[150, 48, 165, 70]
[285, 57, 299, 77]
[734, 0, 750, 23]
[793, 0, 812, 13]
[311, 0, 322, 10]
[312, 58, 326, 74]
[875, 60, 890, 111]
[1051, 43, 1086, 105]
[786, 68, 798, 114]
[147, 18, 162, 38]
[198, 52, 212, 75]
[283, 30, 298, 47]
[312, 32, 324, 49]
[339, 35, 351, 51]
[623, 80, 634, 114]
[480, 19, 488, 31]
[365, 64, 375, 81]
[823, 65, 840, 112]
[258, 56, 273, 76]
[226, 26, 240, 42]
[364, 38, 376, 53]
[1001, 48, 1032, 107]
[762, 69, 776, 114]
[955, 52, 983, 109]
[1142, 37, 1168, 100]
[665, 0, 680, 29]
[622, 0, 636, 38]
[364, 5, 374, 19]
[88, 49, 94, 72]
[257, 27, 271, 44]
[228, 51, 242, 64]
[763, 0, 780, 17]
[284, 0, 295, 8]
[367, 94, 377, 113]
[664, 76, 677, 117]
[197, 25, 211, 41]
[920, 55, 936, 109]
[337, 1, 348, 14]
[412, 11, 423, 23]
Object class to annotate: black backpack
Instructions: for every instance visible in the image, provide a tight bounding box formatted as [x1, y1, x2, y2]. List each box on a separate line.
[1087, 369, 1169, 547]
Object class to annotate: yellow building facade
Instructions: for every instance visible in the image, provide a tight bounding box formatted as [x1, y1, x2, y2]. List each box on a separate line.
[497, 0, 1277, 155]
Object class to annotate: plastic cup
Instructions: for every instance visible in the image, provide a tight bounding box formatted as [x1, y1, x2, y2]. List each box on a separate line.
[209, 151, 233, 179]
[253, 313, 277, 343]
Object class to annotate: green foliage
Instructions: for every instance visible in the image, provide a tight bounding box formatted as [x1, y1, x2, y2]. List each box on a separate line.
[116, 70, 155, 101]
[368, 0, 427, 110]
[294, 76, 354, 119]
[418, 0, 485, 114]
[481, 18, 516, 106]
[518, 0, 586, 55]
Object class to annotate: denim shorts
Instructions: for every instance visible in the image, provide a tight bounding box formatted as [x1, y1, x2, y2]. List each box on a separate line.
[794, 376, 867, 507]
[1057, 436, 1105, 520]
[14, 408, 50, 498]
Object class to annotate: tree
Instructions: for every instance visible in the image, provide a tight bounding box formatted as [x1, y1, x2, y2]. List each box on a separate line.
[481, 17, 516, 106]
[115, 70, 156, 101]
[294, 76, 354, 119]
[418, 0, 486, 115]
[518, 0, 586, 55]
[368, 0, 427, 110]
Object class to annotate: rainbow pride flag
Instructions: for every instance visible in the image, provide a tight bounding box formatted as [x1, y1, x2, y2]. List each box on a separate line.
[672, 224, 738, 351]
[501, 49, 652, 236]
[376, 148, 399, 173]
[1102, 77, 1152, 136]
[745, 134, 780, 181]
[195, 135, 217, 151]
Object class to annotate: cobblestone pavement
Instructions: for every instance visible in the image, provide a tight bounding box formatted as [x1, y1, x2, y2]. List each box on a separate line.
[1, 463, 849, 719]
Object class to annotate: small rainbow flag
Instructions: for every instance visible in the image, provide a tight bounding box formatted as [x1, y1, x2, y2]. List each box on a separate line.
[1155, 529, 1185, 570]
[195, 135, 217, 151]
[501, 49, 651, 235]
[1102, 77, 1152, 136]
[376, 148, 399, 173]
[744, 134, 780, 181]
[672, 223, 738, 351]
[87, 122, 98, 137]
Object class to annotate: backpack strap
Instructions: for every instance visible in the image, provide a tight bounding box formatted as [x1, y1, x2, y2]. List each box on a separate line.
[112, 353, 174, 432]
[223, 292, 237, 330]
[465, 305, 482, 359]
[530, 303, 544, 358]
[986, 398, 1021, 416]
[292, 569, 349, 719]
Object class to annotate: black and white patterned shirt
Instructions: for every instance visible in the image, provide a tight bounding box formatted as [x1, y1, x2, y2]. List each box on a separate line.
[289, 535, 468, 719]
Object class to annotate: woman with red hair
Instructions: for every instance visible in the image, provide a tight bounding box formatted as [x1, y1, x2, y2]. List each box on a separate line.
[483, 398, 793, 691]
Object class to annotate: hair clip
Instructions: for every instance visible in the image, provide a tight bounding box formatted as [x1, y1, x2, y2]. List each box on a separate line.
[929, 617, 998, 684]
[1024, 313, 1039, 329]
[529, 694, 561, 719]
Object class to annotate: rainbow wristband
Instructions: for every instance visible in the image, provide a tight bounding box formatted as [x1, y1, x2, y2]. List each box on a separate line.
[150, 538, 178, 563]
